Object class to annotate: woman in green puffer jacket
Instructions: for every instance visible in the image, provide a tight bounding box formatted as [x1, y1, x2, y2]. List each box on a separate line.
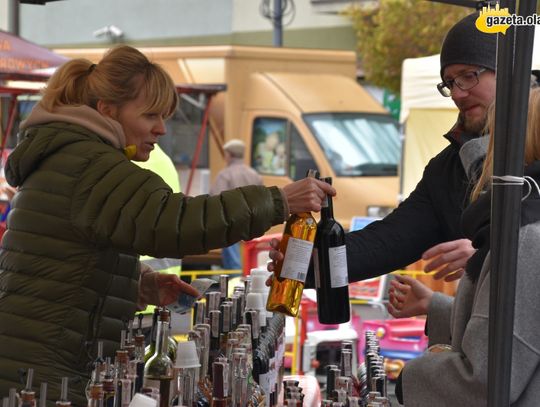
[0, 45, 334, 405]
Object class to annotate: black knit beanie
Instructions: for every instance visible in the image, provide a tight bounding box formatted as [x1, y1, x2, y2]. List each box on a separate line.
[440, 12, 497, 79]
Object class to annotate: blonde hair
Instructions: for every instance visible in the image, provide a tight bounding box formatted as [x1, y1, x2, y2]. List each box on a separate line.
[471, 87, 540, 201]
[40, 45, 177, 118]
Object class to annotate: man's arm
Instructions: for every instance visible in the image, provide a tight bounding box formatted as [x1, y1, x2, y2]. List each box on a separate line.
[346, 145, 467, 282]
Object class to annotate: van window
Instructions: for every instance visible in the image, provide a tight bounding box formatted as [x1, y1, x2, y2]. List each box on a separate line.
[304, 113, 400, 177]
[251, 117, 318, 179]
[290, 124, 318, 181]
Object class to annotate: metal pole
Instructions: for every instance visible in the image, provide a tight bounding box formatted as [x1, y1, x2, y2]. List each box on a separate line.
[488, 1, 536, 406]
[273, 0, 283, 47]
[7, 0, 19, 35]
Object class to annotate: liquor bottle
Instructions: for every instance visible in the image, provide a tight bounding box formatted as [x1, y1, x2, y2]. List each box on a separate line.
[314, 177, 350, 324]
[208, 310, 222, 369]
[145, 308, 177, 364]
[219, 275, 229, 301]
[39, 383, 47, 407]
[55, 378, 71, 407]
[20, 369, 36, 407]
[133, 334, 146, 394]
[144, 309, 173, 407]
[211, 362, 230, 407]
[114, 350, 132, 407]
[144, 308, 160, 363]
[102, 359, 115, 407]
[266, 169, 319, 317]
[87, 379, 104, 407]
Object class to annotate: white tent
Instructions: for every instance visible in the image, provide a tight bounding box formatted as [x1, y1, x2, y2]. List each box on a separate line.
[399, 29, 540, 198]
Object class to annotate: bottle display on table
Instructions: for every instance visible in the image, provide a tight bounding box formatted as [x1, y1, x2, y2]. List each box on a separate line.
[313, 176, 350, 324]
[9, 275, 289, 407]
[266, 169, 319, 317]
[144, 309, 174, 407]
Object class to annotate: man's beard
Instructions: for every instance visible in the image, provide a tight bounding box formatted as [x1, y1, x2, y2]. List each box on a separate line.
[460, 112, 487, 134]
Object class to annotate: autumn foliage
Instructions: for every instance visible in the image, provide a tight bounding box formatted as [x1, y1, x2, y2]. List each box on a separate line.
[345, 1, 468, 95]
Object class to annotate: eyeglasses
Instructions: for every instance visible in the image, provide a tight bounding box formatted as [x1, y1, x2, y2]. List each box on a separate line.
[437, 68, 487, 97]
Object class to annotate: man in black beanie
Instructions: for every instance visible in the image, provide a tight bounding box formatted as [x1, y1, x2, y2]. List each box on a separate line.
[439, 12, 497, 134]
[269, 11, 495, 288]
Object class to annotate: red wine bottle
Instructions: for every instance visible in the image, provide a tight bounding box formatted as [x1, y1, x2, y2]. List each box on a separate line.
[314, 177, 350, 324]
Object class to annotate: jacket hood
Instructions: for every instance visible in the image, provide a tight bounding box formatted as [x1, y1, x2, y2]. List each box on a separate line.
[20, 104, 126, 148]
[7, 105, 126, 187]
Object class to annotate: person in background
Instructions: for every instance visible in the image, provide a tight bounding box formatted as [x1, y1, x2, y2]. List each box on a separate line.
[267, 12, 493, 286]
[393, 87, 540, 406]
[210, 138, 263, 269]
[0, 45, 334, 404]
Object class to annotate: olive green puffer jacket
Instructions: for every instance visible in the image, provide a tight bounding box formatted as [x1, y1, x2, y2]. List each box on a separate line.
[0, 121, 285, 405]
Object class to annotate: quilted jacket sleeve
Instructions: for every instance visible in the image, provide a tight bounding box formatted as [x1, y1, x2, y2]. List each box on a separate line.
[73, 155, 286, 258]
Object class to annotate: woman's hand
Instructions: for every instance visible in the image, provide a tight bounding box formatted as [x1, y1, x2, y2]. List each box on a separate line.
[156, 273, 200, 306]
[266, 238, 282, 285]
[422, 239, 476, 282]
[282, 178, 336, 213]
[387, 274, 434, 318]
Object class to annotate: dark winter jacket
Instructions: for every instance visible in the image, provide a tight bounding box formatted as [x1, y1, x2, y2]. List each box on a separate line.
[0, 105, 286, 405]
[346, 126, 480, 281]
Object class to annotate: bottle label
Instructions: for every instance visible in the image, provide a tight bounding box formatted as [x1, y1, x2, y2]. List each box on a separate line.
[280, 237, 314, 282]
[329, 245, 349, 288]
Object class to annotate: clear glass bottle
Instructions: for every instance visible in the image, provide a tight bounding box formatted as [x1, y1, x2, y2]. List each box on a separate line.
[266, 170, 318, 317]
[39, 383, 47, 407]
[144, 309, 174, 407]
[20, 369, 36, 407]
[87, 382, 104, 407]
[133, 334, 146, 394]
[55, 378, 71, 407]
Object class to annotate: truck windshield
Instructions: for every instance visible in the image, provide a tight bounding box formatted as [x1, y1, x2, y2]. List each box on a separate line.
[304, 113, 400, 177]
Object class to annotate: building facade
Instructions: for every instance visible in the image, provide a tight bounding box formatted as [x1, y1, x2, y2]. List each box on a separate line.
[0, 0, 364, 51]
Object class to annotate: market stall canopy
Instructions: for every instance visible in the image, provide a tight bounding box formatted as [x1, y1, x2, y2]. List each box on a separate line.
[0, 29, 68, 81]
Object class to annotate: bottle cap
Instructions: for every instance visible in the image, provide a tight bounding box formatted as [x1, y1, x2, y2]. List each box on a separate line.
[250, 267, 271, 277]
[250, 275, 268, 294]
[245, 292, 263, 310]
[175, 341, 201, 368]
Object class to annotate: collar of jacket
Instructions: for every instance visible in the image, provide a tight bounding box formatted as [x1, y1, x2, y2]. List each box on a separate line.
[20, 103, 126, 149]
[443, 120, 482, 148]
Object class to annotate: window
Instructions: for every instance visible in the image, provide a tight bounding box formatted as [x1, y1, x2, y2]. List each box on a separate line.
[304, 113, 400, 177]
[160, 93, 209, 168]
[251, 117, 318, 179]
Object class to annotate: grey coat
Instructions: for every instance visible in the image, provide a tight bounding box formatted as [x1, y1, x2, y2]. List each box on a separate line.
[403, 222, 540, 406]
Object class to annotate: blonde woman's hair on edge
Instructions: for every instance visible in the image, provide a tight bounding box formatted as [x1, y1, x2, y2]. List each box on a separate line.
[40, 45, 178, 118]
[471, 87, 540, 201]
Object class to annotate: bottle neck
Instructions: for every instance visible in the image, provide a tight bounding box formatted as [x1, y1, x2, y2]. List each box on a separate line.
[150, 310, 159, 345]
[154, 319, 170, 357]
[320, 193, 334, 220]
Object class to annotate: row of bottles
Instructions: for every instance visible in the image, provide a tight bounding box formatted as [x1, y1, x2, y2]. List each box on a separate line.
[135, 270, 286, 407]
[320, 333, 392, 407]
[2, 370, 71, 407]
[266, 169, 350, 324]
[363, 331, 391, 407]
